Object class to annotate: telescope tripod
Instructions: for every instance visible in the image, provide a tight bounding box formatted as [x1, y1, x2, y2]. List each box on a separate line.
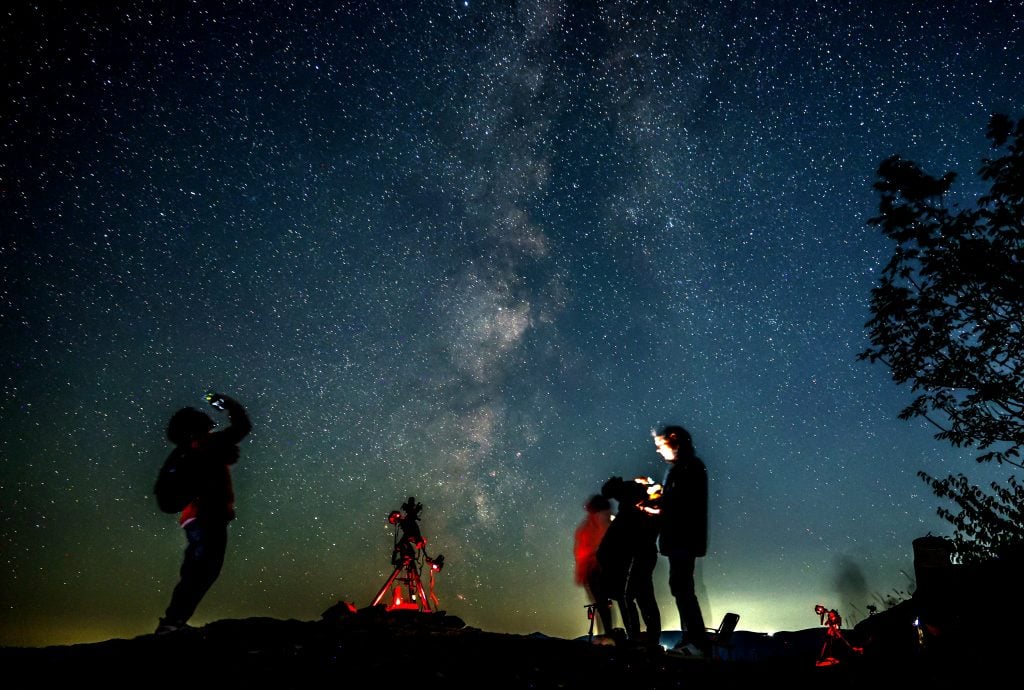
[585, 603, 599, 642]
[371, 541, 440, 613]
[814, 605, 863, 666]
[370, 497, 445, 613]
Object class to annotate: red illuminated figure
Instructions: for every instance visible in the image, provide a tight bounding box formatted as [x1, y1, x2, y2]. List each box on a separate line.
[814, 604, 863, 666]
[371, 497, 445, 612]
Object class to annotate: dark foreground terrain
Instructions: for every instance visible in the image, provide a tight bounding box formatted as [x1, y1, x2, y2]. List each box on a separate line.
[1, 603, 1009, 690]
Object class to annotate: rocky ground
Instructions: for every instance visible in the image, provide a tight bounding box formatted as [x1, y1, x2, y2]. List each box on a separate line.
[0, 606, 1006, 690]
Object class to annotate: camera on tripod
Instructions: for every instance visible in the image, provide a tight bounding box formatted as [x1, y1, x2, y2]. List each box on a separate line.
[388, 497, 425, 562]
[371, 496, 446, 612]
[813, 603, 863, 666]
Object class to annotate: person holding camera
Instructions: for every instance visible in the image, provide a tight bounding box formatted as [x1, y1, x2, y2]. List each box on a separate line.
[155, 392, 251, 634]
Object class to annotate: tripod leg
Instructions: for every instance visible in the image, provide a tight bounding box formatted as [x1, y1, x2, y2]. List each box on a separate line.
[371, 565, 405, 608]
[410, 568, 432, 612]
[427, 570, 441, 610]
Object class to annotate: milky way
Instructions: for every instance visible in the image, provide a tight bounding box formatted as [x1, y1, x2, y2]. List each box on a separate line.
[2, 0, 1021, 646]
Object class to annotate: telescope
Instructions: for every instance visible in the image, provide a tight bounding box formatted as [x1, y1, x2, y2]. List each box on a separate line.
[371, 496, 445, 612]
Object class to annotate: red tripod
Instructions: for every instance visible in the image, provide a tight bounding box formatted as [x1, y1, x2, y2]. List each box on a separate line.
[813, 604, 863, 666]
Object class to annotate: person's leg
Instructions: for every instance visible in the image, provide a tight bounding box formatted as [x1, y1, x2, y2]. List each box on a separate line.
[629, 551, 661, 646]
[586, 571, 614, 635]
[668, 552, 708, 651]
[619, 596, 641, 641]
[162, 520, 228, 627]
[601, 558, 631, 642]
[619, 556, 648, 642]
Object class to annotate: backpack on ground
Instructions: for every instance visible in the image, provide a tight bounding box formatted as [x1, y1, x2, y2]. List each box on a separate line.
[154, 447, 197, 514]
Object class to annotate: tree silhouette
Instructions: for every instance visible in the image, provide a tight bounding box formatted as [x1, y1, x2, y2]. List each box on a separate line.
[860, 113, 1024, 564]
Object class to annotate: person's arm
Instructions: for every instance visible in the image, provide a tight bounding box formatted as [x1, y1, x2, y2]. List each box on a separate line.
[210, 393, 252, 444]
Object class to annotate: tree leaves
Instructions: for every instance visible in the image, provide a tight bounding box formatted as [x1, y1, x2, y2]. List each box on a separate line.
[864, 113, 1024, 564]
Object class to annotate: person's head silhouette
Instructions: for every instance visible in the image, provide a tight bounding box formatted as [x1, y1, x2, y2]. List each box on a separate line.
[585, 494, 611, 514]
[166, 407, 214, 445]
[654, 425, 694, 462]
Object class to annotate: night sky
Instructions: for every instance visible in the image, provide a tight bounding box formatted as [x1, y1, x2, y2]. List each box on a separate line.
[2, 1, 1022, 648]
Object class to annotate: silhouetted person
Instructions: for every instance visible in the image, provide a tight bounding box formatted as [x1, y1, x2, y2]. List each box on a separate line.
[654, 425, 709, 656]
[574, 494, 614, 641]
[598, 476, 662, 649]
[156, 392, 251, 634]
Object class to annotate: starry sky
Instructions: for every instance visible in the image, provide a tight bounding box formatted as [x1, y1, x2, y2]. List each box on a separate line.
[2, 0, 1022, 648]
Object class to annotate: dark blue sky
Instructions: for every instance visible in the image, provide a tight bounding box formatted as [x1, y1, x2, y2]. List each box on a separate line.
[2, 0, 1021, 646]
